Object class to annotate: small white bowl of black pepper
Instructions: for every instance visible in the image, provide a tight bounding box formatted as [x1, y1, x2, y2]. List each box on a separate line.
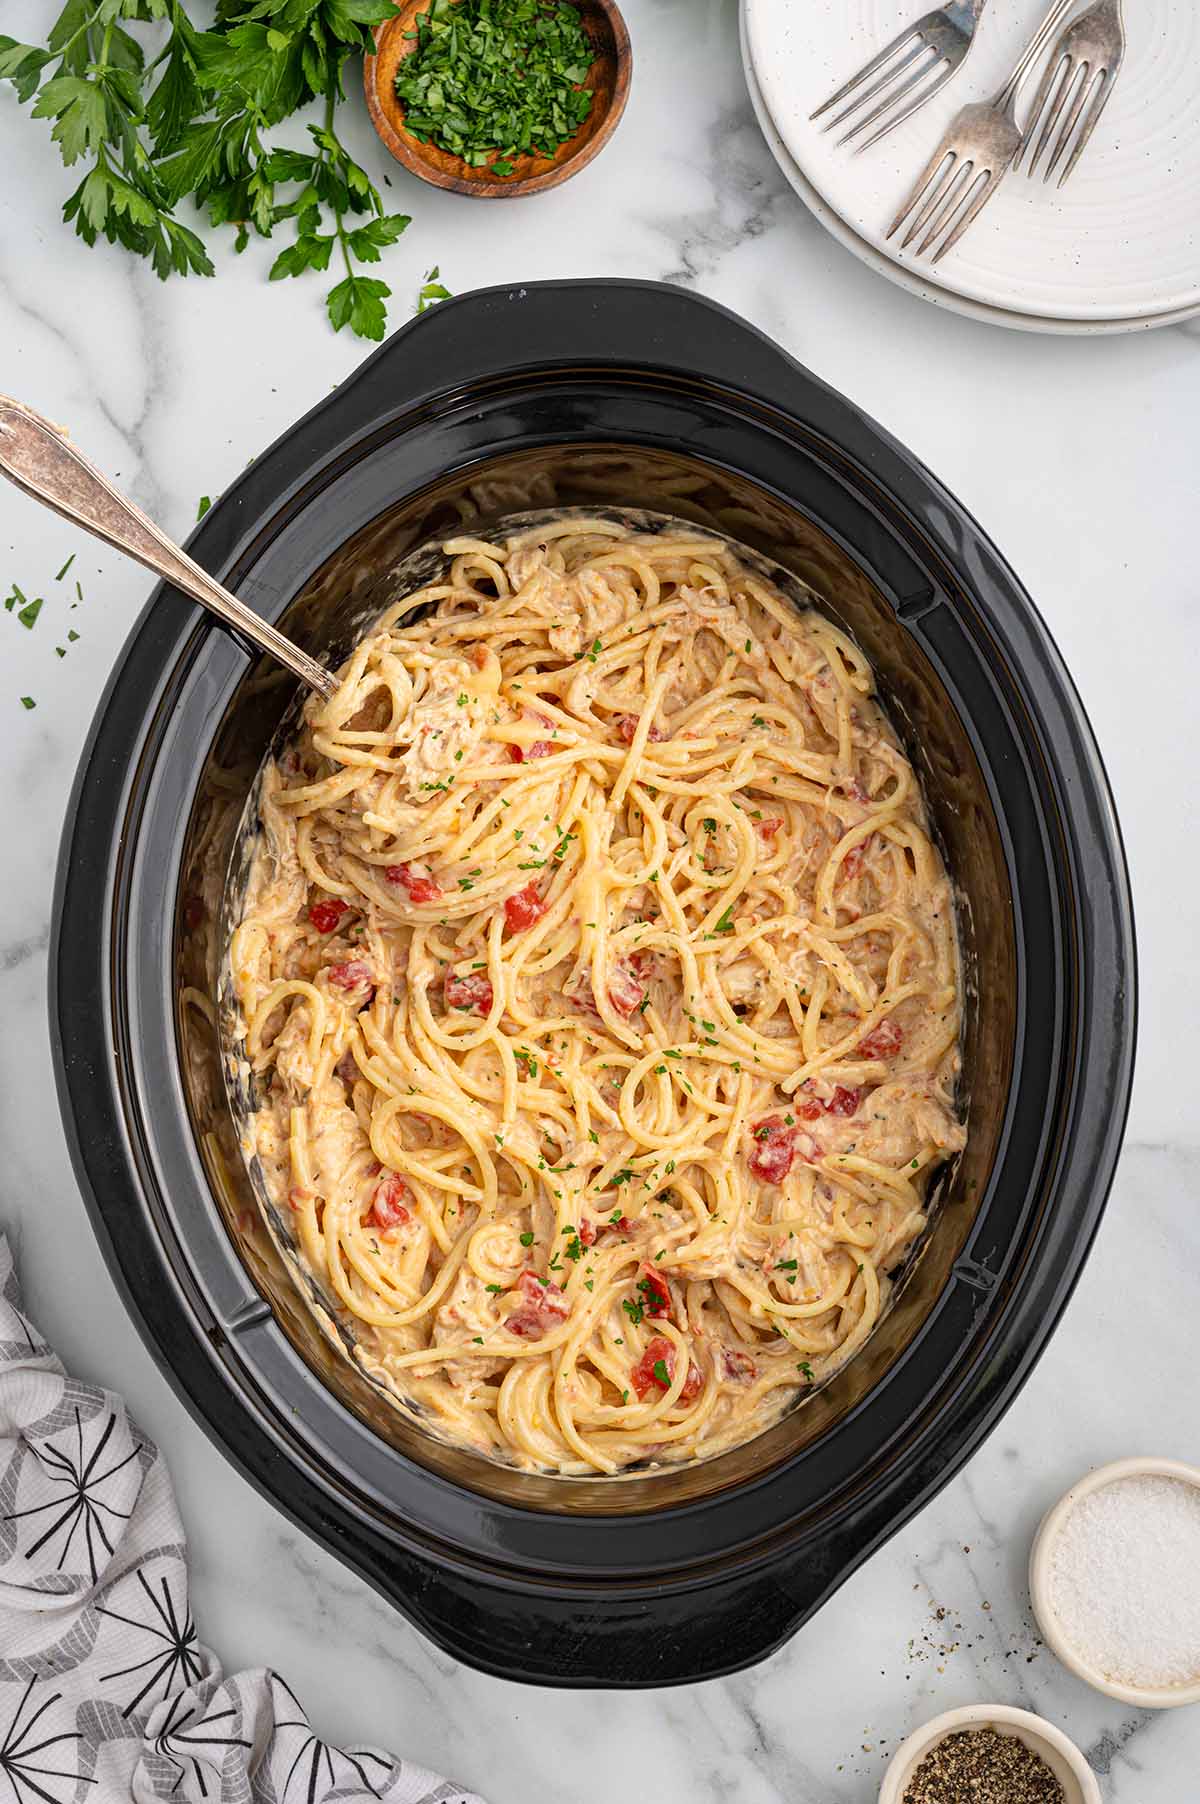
[877, 1704, 1100, 1804]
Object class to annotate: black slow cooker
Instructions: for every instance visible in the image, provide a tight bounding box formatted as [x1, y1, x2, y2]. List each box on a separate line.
[51, 281, 1135, 1687]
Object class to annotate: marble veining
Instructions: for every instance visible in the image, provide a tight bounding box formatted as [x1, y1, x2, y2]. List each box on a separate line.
[1, 0, 1199, 1797]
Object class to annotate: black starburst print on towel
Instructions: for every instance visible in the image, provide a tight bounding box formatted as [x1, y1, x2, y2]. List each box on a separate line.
[270, 1674, 392, 1801]
[0, 1674, 94, 1804]
[97, 1568, 203, 1718]
[146, 1691, 251, 1800]
[3, 1408, 140, 1583]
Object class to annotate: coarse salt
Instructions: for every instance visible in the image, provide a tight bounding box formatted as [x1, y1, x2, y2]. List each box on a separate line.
[1047, 1475, 1200, 1688]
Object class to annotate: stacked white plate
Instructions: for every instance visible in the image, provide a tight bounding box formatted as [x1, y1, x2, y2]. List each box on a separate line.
[740, 0, 1200, 334]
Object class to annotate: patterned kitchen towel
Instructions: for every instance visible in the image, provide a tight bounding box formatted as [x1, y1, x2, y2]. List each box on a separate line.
[0, 1237, 487, 1803]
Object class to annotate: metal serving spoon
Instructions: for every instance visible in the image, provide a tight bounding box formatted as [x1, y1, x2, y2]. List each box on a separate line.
[0, 396, 337, 700]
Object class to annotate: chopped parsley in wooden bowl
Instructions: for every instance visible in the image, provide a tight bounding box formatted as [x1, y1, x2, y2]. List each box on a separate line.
[364, 0, 631, 198]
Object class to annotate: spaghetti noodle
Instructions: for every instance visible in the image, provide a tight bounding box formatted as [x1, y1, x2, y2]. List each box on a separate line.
[230, 517, 965, 1474]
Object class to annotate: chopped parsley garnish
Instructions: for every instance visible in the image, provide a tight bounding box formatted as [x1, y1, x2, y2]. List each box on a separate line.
[652, 1358, 671, 1387]
[775, 1258, 798, 1273]
[54, 555, 75, 582]
[417, 266, 453, 313]
[711, 903, 736, 935]
[395, 0, 594, 177]
[702, 818, 717, 834]
[485, 1283, 504, 1294]
[519, 1230, 535, 1247]
[16, 597, 42, 630]
[197, 496, 212, 521]
[19, 696, 35, 711]
[622, 1297, 644, 1327]
[798, 1361, 814, 1382]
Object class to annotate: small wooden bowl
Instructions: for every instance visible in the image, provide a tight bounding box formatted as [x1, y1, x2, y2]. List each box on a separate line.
[364, 0, 631, 199]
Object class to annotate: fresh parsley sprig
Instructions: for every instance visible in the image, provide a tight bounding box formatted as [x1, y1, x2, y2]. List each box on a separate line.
[0, 0, 415, 340]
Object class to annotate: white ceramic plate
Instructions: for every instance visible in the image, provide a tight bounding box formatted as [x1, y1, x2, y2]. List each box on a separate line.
[740, 11, 1200, 334]
[744, 0, 1200, 324]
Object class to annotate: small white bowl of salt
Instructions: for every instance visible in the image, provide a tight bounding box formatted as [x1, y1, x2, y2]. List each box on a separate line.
[1030, 1456, 1200, 1708]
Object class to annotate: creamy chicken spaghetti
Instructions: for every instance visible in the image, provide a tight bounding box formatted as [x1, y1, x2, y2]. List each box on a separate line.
[230, 515, 964, 1475]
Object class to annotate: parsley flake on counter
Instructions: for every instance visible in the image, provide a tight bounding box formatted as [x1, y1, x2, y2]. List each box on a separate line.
[19, 697, 35, 711]
[416, 266, 452, 313]
[395, 0, 595, 177]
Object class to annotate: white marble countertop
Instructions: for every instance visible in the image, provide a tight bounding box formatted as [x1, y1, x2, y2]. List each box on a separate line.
[2, 0, 1198, 1797]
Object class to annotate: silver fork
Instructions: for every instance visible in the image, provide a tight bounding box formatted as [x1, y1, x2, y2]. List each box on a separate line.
[1018, 0, 1126, 187]
[885, 0, 1075, 262]
[809, 1, 990, 154]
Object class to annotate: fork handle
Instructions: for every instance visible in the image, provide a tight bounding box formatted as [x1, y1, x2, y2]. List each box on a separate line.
[0, 396, 336, 699]
[997, 0, 1076, 110]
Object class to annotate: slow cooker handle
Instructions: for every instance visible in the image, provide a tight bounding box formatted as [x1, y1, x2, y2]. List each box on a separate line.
[334, 281, 827, 439]
[361, 1543, 835, 1686]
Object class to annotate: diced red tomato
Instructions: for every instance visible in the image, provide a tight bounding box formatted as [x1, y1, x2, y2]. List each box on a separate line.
[617, 714, 666, 745]
[444, 970, 494, 1014]
[839, 832, 877, 882]
[756, 817, 784, 841]
[679, 1362, 704, 1404]
[370, 1173, 411, 1231]
[748, 1116, 796, 1184]
[580, 1215, 632, 1248]
[385, 863, 443, 904]
[508, 739, 553, 763]
[506, 1270, 570, 1339]
[504, 880, 549, 934]
[637, 1261, 672, 1318]
[309, 896, 350, 934]
[607, 961, 646, 1019]
[794, 1084, 861, 1122]
[327, 960, 375, 996]
[631, 1336, 703, 1403]
[858, 1018, 903, 1060]
[721, 1349, 757, 1384]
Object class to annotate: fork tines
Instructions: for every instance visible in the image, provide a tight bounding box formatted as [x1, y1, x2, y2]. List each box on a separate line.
[1020, 55, 1113, 185]
[886, 127, 1006, 263]
[810, 19, 953, 152]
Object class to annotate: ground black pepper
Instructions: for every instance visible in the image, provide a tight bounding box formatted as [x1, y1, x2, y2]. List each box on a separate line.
[902, 1727, 1064, 1803]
